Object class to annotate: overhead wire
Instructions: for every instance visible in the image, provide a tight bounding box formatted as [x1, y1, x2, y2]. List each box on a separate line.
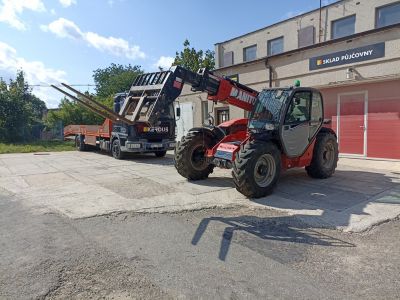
[27, 84, 96, 87]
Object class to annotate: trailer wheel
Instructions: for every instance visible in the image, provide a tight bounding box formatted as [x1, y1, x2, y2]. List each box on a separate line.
[174, 131, 215, 180]
[111, 139, 125, 160]
[306, 132, 338, 179]
[232, 141, 281, 198]
[75, 135, 86, 151]
[154, 150, 167, 158]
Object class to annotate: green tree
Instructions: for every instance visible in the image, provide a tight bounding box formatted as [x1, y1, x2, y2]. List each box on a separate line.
[0, 71, 47, 142]
[173, 39, 215, 72]
[45, 96, 104, 129]
[93, 63, 143, 99]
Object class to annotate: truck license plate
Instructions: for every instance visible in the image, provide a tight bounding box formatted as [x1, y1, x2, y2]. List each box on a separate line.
[150, 144, 163, 148]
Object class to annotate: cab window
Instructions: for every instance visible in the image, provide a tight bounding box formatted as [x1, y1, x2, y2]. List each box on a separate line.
[311, 92, 323, 122]
[284, 92, 311, 124]
[309, 92, 323, 138]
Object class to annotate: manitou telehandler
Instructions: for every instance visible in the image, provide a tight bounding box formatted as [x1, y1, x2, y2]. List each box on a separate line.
[130, 66, 338, 198]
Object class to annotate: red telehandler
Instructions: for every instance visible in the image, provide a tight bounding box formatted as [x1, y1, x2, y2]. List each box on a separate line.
[157, 66, 338, 198]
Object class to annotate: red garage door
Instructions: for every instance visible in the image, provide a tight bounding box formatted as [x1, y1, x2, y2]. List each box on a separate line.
[368, 98, 400, 159]
[321, 80, 400, 160]
[338, 93, 366, 156]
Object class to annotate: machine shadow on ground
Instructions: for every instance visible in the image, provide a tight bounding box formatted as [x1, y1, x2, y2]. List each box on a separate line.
[190, 169, 399, 261]
[191, 215, 355, 261]
[253, 169, 399, 223]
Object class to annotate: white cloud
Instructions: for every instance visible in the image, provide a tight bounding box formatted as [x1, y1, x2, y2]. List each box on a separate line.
[85, 32, 145, 60]
[0, 0, 45, 30]
[0, 42, 67, 108]
[41, 18, 146, 60]
[41, 18, 83, 39]
[59, 0, 76, 8]
[153, 56, 174, 70]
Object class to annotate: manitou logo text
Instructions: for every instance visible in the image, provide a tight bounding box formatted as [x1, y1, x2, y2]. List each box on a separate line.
[230, 88, 256, 105]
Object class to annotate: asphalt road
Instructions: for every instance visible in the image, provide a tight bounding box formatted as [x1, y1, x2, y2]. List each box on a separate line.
[1, 189, 399, 299]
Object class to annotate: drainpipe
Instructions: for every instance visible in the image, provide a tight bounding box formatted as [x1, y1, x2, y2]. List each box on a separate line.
[319, 0, 322, 43]
[265, 58, 273, 88]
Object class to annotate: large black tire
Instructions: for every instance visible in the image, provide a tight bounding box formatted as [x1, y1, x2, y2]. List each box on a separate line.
[232, 141, 281, 198]
[306, 131, 338, 179]
[154, 150, 167, 158]
[111, 139, 125, 160]
[174, 131, 215, 180]
[75, 135, 86, 151]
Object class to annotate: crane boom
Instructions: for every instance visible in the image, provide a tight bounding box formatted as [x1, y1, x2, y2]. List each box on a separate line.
[121, 65, 259, 126]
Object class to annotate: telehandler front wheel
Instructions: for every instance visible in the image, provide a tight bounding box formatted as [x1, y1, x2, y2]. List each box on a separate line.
[232, 141, 281, 198]
[174, 131, 215, 180]
[306, 131, 338, 179]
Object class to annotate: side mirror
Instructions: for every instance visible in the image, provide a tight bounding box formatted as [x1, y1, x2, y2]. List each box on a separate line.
[176, 107, 181, 118]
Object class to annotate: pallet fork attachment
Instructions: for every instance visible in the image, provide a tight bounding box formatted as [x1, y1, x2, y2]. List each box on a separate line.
[51, 83, 135, 125]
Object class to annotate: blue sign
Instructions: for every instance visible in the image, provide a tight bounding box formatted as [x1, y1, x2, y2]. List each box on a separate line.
[309, 43, 385, 70]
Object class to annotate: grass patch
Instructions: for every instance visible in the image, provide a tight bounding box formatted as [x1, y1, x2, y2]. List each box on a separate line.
[0, 140, 75, 154]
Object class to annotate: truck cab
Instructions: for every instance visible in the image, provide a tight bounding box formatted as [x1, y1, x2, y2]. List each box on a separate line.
[110, 93, 176, 158]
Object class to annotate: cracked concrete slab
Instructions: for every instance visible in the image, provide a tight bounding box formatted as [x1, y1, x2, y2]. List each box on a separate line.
[0, 151, 399, 232]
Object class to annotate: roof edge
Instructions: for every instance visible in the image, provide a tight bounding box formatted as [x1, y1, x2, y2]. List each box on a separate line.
[215, 23, 400, 72]
[214, 0, 344, 46]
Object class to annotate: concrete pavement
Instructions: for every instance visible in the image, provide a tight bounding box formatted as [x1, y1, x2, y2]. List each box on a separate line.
[1, 151, 400, 299]
[0, 151, 399, 232]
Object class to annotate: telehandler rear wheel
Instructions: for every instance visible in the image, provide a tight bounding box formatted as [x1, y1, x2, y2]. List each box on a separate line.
[232, 141, 281, 198]
[306, 131, 338, 178]
[174, 131, 215, 180]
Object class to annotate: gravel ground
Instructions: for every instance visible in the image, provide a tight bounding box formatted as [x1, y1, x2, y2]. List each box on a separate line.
[1, 193, 399, 299]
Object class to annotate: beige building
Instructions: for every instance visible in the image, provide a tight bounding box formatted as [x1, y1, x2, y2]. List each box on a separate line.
[177, 0, 400, 159]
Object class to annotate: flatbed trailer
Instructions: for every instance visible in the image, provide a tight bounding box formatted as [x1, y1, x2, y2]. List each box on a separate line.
[63, 119, 112, 146]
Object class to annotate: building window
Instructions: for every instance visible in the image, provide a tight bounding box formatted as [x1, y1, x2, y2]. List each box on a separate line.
[298, 26, 315, 48]
[216, 108, 230, 125]
[376, 2, 400, 28]
[223, 51, 234, 67]
[243, 45, 257, 62]
[331, 15, 356, 39]
[267, 36, 284, 56]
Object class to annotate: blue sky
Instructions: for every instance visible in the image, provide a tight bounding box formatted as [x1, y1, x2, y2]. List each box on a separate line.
[0, 0, 336, 107]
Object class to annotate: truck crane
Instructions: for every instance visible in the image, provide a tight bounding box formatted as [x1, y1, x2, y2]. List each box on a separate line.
[52, 73, 179, 159]
[54, 65, 338, 198]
